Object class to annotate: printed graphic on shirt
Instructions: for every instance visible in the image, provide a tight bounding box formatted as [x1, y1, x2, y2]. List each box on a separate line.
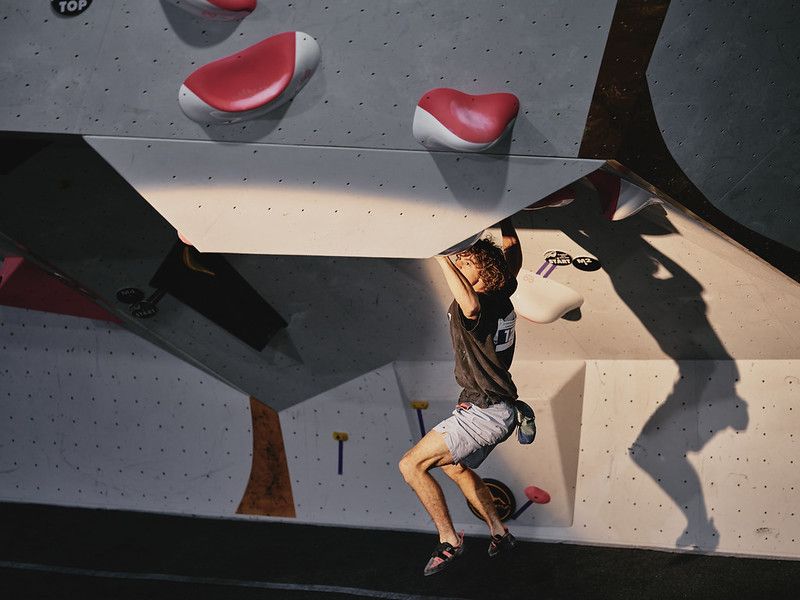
[494, 310, 516, 352]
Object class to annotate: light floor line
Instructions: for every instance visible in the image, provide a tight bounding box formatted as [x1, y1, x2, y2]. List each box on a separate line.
[0, 560, 471, 600]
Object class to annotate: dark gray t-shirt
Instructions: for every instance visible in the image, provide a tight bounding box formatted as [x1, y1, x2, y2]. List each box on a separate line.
[448, 280, 518, 408]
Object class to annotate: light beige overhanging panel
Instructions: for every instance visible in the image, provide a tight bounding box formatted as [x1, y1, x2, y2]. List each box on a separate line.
[85, 136, 604, 258]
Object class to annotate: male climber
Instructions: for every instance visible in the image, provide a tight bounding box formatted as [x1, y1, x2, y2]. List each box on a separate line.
[399, 217, 522, 576]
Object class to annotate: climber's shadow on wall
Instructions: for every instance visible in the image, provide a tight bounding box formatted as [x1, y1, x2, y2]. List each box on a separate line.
[523, 183, 749, 551]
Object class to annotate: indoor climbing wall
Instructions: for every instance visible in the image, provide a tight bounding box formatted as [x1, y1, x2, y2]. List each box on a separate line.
[2, 0, 800, 563]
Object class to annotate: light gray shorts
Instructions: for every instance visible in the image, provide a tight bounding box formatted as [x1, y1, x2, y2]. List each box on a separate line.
[433, 401, 516, 469]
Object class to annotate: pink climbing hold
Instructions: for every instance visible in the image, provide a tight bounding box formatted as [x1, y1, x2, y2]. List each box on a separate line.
[585, 170, 663, 221]
[413, 88, 520, 152]
[524, 485, 551, 504]
[166, 0, 256, 21]
[179, 31, 320, 123]
[206, 0, 256, 9]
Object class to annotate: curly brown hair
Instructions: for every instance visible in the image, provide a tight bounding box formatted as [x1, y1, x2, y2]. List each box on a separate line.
[461, 236, 512, 293]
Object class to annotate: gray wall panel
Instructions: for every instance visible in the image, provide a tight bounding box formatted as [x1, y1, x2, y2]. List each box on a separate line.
[1, 0, 616, 157]
[0, 1, 118, 133]
[718, 136, 800, 244]
[648, 0, 800, 250]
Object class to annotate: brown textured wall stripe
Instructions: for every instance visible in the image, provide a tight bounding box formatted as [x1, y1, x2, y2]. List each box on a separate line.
[579, 1, 670, 160]
[237, 397, 296, 517]
[580, 0, 799, 281]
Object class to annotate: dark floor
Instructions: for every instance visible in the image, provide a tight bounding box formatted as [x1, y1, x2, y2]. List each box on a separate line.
[2, 502, 799, 600]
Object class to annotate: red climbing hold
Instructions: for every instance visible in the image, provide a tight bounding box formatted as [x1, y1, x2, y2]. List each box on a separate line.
[166, 0, 256, 21]
[413, 88, 520, 152]
[180, 31, 320, 123]
[206, 0, 256, 9]
[524, 485, 551, 504]
[585, 170, 663, 221]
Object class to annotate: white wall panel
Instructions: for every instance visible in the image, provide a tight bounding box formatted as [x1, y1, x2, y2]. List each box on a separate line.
[573, 361, 710, 550]
[85, 135, 604, 257]
[279, 363, 422, 528]
[565, 360, 800, 558]
[0, 306, 252, 515]
[393, 360, 585, 528]
[699, 361, 800, 556]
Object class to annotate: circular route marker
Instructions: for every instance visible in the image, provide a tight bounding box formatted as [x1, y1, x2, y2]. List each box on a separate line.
[572, 256, 601, 272]
[116, 288, 144, 304]
[51, 0, 92, 17]
[130, 300, 159, 319]
[543, 250, 572, 266]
